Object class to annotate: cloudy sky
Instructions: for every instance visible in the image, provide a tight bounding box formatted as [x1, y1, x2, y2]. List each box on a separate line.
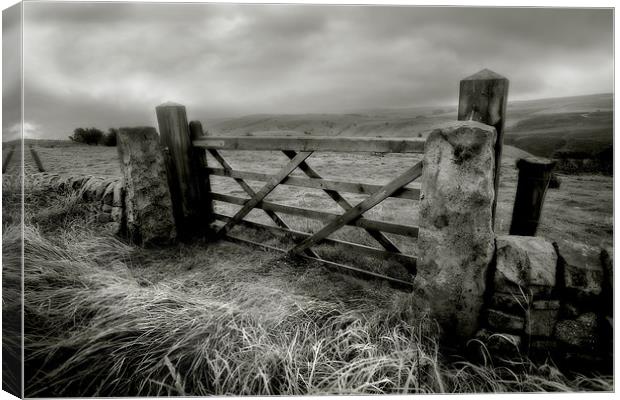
[4, 3, 615, 140]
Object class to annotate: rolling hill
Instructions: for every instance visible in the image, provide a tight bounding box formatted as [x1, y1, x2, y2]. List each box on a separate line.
[7, 93, 612, 174]
[202, 93, 612, 174]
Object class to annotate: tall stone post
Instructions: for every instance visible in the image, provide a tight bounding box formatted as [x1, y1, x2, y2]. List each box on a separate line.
[117, 127, 176, 246]
[415, 121, 497, 341]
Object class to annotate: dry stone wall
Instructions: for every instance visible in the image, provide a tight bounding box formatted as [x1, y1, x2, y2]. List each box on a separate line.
[21, 127, 178, 248]
[28, 173, 126, 236]
[473, 235, 613, 371]
[413, 121, 612, 371]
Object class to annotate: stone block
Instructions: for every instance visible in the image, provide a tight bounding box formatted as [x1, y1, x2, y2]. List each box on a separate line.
[487, 309, 525, 333]
[526, 307, 559, 337]
[495, 235, 557, 293]
[117, 127, 176, 245]
[415, 121, 496, 341]
[556, 239, 604, 306]
[530, 299, 560, 310]
[490, 292, 530, 315]
[554, 312, 599, 351]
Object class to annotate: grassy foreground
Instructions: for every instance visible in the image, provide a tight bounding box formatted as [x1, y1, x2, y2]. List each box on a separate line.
[6, 183, 612, 396]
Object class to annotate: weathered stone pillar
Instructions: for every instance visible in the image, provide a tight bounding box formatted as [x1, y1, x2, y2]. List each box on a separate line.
[415, 121, 496, 341]
[117, 127, 176, 246]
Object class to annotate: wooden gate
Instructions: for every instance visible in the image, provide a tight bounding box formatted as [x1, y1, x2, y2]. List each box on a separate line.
[154, 69, 509, 292]
[193, 133, 424, 290]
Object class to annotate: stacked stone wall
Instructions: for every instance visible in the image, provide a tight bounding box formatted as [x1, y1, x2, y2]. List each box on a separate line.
[27, 173, 126, 236]
[474, 235, 613, 371]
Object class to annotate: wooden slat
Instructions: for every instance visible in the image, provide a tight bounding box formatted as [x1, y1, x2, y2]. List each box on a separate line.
[210, 192, 419, 238]
[194, 136, 425, 154]
[213, 213, 417, 274]
[290, 161, 424, 255]
[222, 234, 414, 291]
[205, 167, 420, 200]
[208, 149, 286, 227]
[283, 150, 402, 254]
[2, 146, 15, 174]
[216, 151, 312, 237]
[208, 149, 320, 259]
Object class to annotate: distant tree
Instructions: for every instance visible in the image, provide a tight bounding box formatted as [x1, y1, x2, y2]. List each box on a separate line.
[103, 128, 118, 146]
[70, 127, 104, 145]
[69, 128, 86, 143]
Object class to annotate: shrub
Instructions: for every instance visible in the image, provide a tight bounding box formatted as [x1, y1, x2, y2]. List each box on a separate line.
[69, 128, 104, 145]
[103, 128, 118, 147]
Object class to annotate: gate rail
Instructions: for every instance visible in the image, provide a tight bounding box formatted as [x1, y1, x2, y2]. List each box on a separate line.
[189, 132, 424, 290]
[153, 68, 509, 294]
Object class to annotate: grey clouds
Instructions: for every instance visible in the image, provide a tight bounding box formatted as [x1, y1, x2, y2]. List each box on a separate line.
[6, 3, 614, 140]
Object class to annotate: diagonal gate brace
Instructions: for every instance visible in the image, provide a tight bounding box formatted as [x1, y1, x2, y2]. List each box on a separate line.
[208, 149, 320, 258]
[215, 151, 313, 238]
[282, 150, 403, 254]
[288, 161, 423, 255]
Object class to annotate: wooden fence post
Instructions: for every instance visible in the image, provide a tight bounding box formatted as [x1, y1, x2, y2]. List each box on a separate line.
[458, 69, 509, 225]
[188, 120, 214, 225]
[509, 157, 555, 236]
[156, 102, 211, 240]
[2, 146, 15, 174]
[29, 145, 45, 172]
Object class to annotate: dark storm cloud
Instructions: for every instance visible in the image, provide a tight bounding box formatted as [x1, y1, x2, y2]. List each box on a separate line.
[18, 3, 613, 139]
[3, 3, 21, 142]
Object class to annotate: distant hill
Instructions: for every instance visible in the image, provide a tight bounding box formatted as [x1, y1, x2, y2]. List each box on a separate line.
[503, 94, 612, 175]
[203, 93, 612, 174]
[207, 112, 449, 138]
[8, 93, 612, 174]
[205, 93, 611, 136]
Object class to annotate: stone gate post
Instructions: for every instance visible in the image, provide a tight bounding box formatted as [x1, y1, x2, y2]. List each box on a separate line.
[117, 127, 176, 246]
[415, 121, 497, 341]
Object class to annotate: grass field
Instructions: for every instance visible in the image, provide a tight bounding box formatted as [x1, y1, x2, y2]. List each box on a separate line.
[3, 176, 612, 396]
[1, 137, 613, 395]
[9, 142, 613, 248]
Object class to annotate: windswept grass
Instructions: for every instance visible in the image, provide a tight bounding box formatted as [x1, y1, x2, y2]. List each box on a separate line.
[7, 185, 612, 396]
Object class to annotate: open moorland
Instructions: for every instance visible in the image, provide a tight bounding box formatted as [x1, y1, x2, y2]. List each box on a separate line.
[2, 93, 613, 395]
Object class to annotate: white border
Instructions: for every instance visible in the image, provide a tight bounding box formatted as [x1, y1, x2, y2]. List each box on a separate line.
[0, 1, 616, 400]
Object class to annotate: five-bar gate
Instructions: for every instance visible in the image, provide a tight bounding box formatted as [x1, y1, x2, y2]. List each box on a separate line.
[154, 69, 509, 293]
[191, 130, 425, 290]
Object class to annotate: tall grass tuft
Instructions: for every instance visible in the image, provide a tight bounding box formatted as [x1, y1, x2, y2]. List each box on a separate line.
[10, 185, 613, 396]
